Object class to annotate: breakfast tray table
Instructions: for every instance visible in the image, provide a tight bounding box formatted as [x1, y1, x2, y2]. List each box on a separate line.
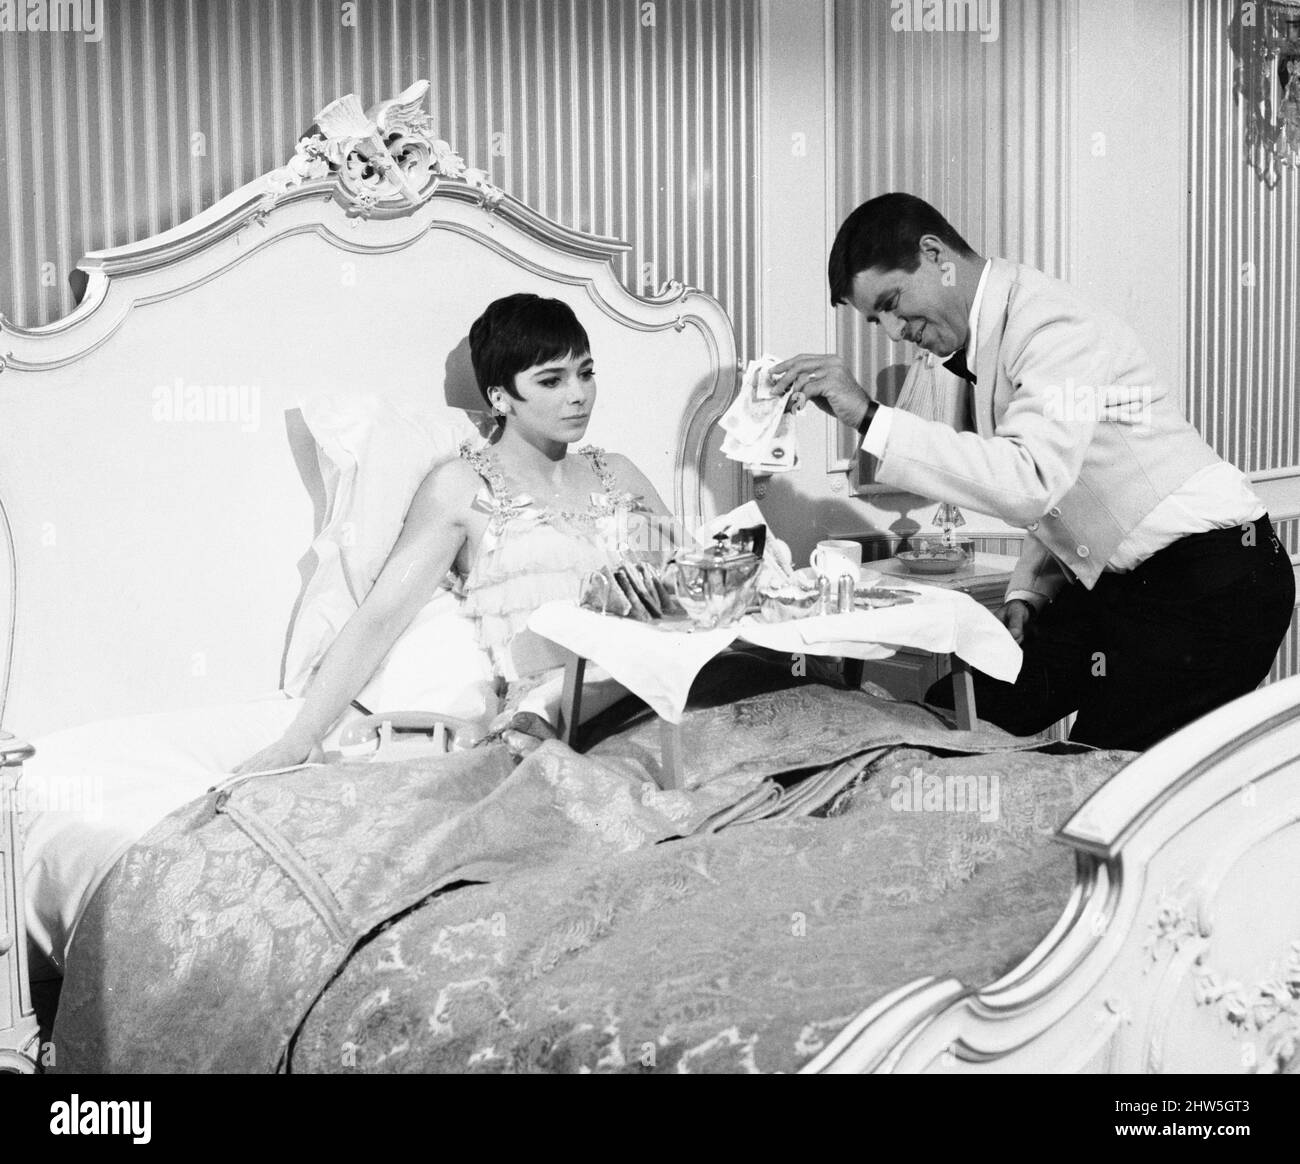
[528, 587, 1020, 790]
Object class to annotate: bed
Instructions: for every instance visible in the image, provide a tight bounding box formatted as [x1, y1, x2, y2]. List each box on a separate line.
[2, 81, 1299, 1075]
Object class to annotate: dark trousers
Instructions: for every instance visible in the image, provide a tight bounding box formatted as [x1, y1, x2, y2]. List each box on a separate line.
[926, 515, 1296, 751]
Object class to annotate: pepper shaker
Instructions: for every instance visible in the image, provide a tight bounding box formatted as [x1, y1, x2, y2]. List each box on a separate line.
[837, 574, 855, 613]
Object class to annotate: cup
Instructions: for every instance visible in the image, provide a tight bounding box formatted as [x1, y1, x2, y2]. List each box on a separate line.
[810, 539, 862, 585]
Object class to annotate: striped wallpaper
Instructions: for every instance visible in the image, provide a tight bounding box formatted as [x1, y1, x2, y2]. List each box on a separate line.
[1271, 608, 1300, 683]
[832, 0, 1075, 406]
[0, 0, 760, 358]
[1270, 515, 1300, 683]
[1188, 0, 1300, 477]
[1187, 0, 1300, 684]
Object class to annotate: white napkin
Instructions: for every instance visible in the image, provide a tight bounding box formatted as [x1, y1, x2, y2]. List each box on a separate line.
[527, 603, 739, 723]
[736, 619, 896, 662]
[527, 579, 1021, 725]
[720, 355, 799, 474]
[693, 501, 803, 592]
[692, 501, 760, 542]
[788, 584, 1023, 683]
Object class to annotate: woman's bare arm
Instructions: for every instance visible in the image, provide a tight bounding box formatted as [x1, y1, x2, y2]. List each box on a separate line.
[604, 452, 671, 516]
[232, 458, 482, 773]
[602, 451, 683, 559]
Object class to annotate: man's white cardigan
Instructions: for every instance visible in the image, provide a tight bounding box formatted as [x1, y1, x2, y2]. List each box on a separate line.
[874, 258, 1221, 604]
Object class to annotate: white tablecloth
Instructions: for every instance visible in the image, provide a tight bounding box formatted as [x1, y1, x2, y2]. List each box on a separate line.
[527, 581, 1021, 723]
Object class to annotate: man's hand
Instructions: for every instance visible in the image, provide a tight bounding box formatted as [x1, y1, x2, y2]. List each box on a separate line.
[997, 599, 1035, 646]
[769, 354, 874, 432]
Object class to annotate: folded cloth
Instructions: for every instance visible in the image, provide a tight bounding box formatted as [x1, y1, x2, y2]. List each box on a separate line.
[695, 749, 887, 833]
[720, 354, 799, 473]
[788, 585, 1023, 684]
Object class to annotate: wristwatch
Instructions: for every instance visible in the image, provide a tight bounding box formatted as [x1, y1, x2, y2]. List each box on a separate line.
[856, 399, 879, 438]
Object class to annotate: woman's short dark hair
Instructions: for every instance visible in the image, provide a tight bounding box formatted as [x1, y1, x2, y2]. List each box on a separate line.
[468, 293, 591, 408]
[828, 193, 976, 306]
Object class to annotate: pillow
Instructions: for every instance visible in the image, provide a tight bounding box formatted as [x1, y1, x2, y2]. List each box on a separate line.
[283, 396, 486, 706]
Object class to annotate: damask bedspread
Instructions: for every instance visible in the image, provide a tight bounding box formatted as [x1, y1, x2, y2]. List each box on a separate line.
[48, 685, 1133, 1073]
[287, 746, 1130, 1073]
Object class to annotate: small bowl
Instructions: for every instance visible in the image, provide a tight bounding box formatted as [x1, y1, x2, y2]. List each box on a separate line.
[895, 539, 972, 576]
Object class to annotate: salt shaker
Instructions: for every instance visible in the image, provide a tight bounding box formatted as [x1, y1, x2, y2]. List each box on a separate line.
[817, 574, 832, 615]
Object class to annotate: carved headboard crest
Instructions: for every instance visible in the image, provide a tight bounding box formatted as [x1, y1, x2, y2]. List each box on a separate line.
[265, 79, 503, 219]
[0, 78, 740, 734]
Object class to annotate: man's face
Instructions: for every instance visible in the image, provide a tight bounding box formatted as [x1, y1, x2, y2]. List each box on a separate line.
[848, 247, 970, 357]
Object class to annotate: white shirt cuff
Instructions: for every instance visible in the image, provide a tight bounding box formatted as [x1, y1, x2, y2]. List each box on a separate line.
[1004, 588, 1048, 612]
[858, 404, 894, 458]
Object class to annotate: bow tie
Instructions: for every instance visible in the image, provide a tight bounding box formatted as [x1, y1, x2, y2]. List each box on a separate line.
[942, 350, 977, 385]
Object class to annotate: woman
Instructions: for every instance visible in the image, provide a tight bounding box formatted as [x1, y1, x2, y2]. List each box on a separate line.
[235, 293, 672, 775]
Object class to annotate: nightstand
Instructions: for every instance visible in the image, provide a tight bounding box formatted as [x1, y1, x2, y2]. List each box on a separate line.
[0, 731, 39, 1073]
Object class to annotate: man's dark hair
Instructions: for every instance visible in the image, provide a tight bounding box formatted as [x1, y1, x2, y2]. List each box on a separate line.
[468, 293, 591, 408]
[828, 193, 976, 306]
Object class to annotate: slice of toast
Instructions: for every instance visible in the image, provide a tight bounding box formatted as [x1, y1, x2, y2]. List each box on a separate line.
[627, 562, 664, 618]
[613, 567, 654, 621]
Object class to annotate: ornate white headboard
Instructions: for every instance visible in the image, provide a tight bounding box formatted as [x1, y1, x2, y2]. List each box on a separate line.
[0, 82, 741, 737]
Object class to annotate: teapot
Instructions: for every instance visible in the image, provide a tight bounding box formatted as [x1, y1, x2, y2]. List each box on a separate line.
[662, 533, 762, 629]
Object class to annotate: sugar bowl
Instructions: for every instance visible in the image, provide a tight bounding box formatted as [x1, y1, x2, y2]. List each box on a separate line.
[662, 533, 762, 629]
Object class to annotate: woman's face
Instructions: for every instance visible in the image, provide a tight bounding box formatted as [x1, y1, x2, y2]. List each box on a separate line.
[496, 350, 596, 445]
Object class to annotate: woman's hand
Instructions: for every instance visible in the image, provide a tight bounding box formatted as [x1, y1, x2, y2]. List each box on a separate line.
[997, 599, 1035, 645]
[231, 732, 321, 777]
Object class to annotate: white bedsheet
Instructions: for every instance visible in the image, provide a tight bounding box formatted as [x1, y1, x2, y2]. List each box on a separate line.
[20, 695, 304, 975]
[17, 677, 629, 978]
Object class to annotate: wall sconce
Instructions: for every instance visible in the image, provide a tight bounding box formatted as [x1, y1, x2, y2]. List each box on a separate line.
[1253, 0, 1300, 171]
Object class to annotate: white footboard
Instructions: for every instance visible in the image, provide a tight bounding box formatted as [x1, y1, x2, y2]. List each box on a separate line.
[808, 674, 1300, 1074]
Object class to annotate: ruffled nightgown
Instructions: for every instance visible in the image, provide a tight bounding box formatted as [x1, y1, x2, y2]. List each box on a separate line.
[453, 439, 648, 692]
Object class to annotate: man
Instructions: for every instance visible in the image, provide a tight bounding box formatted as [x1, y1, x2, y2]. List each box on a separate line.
[773, 192, 1295, 750]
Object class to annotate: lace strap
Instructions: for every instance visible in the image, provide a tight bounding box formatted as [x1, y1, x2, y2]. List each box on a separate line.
[459, 439, 515, 507]
[577, 445, 619, 496]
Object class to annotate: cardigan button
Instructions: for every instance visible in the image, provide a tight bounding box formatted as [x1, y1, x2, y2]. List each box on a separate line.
[1026, 522, 1039, 531]
[1049, 507, 1062, 518]
[1076, 545, 1090, 557]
